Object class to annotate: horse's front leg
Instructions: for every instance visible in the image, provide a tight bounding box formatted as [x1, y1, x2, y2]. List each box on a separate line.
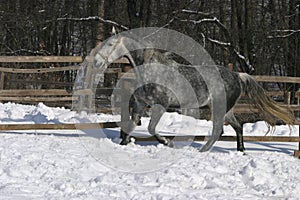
[148, 104, 173, 147]
[120, 130, 132, 145]
[120, 100, 144, 145]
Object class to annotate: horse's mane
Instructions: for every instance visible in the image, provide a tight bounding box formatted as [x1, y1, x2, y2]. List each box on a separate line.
[145, 49, 180, 67]
[91, 34, 182, 69]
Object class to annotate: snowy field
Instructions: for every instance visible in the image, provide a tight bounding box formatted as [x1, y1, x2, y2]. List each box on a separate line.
[0, 102, 299, 199]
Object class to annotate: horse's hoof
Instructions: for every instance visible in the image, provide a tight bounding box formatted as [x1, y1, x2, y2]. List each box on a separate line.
[237, 148, 247, 155]
[199, 147, 209, 152]
[161, 138, 174, 148]
[166, 140, 174, 148]
[120, 136, 133, 145]
[120, 140, 129, 145]
[237, 147, 245, 152]
[154, 135, 174, 148]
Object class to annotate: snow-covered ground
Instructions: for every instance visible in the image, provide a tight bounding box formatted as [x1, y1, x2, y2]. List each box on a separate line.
[0, 102, 299, 199]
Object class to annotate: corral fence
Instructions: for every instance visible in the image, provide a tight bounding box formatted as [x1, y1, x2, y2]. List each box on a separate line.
[0, 56, 82, 108]
[0, 56, 299, 157]
[0, 56, 130, 110]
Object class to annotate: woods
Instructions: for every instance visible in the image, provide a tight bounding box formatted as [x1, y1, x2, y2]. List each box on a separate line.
[0, 0, 299, 79]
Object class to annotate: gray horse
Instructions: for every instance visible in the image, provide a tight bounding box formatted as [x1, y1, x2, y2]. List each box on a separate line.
[91, 33, 294, 152]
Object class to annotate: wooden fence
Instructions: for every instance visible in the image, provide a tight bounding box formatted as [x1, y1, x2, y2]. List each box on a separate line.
[0, 56, 130, 109]
[0, 56, 299, 156]
[0, 56, 81, 108]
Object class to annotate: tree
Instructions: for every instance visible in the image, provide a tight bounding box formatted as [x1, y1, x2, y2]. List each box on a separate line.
[0, 0, 298, 83]
[127, 0, 151, 28]
[96, 0, 105, 45]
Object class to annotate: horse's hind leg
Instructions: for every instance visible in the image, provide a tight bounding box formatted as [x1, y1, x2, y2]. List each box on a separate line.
[225, 112, 245, 152]
[233, 125, 245, 152]
[148, 104, 173, 147]
[120, 130, 132, 145]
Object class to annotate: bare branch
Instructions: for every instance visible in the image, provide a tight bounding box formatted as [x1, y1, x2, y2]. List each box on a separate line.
[144, 18, 175, 39]
[285, 4, 300, 18]
[268, 30, 300, 39]
[204, 34, 253, 73]
[155, 0, 196, 29]
[48, 16, 129, 30]
[180, 17, 253, 73]
[205, 37, 231, 47]
[181, 9, 211, 16]
[180, 18, 228, 32]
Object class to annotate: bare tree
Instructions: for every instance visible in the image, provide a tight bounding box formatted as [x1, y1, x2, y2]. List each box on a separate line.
[96, 0, 105, 45]
[127, 0, 151, 28]
[0, 0, 298, 83]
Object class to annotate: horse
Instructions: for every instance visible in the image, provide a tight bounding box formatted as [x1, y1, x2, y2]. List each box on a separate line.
[90, 30, 294, 152]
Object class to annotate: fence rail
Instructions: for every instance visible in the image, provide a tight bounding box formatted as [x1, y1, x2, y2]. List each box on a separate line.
[0, 89, 71, 96]
[253, 75, 300, 83]
[0, 122, 118, 130]
[0, 66, 80, 73]
[132, 135, 300, 143]
[233, 104, 300, 114]
[0, 56, 83, 63]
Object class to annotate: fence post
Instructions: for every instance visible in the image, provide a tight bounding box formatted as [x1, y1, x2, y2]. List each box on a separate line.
[0, 72, 5, 90]
[284, 91, 291, 105]
[228, 63, 233, 71]
[298, 92, 300, 155]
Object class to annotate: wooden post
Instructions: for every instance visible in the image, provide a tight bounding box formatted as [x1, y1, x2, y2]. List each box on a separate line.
[298, 92, 300, 156]
[298, 124, 300, 158]
[293, 91, 300, 157]
[284, 91, 291, 105]
[228, 63, 234, 71]
[0, 72, 5, 90]
[123, 65, 132, 73]
[294, 150, 300, 158]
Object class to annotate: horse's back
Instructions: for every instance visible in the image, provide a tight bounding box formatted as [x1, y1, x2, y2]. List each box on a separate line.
[177, 65, 241, 110]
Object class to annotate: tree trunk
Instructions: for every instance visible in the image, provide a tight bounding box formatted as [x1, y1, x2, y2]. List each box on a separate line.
[127, 0, 151, 28]
[286, 0, 300, 102]
[219, 0, 227, 66]
[96, 0, 105, 45]
[244, 0, 253, 66]
[236, 0, 244, 56]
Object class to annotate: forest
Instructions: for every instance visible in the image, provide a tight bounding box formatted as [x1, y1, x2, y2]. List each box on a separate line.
[0, 0, 299, 82]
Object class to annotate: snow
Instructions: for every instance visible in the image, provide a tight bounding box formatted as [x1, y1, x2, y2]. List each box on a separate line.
[0, 102, 299, 199]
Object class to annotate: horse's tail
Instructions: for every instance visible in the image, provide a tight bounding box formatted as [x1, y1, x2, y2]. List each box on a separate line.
[238, 73, 295, 126]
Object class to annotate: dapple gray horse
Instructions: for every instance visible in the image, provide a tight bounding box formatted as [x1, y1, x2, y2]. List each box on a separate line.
[91, 31, 294, 152]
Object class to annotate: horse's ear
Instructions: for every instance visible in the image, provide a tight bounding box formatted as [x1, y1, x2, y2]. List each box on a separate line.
[111, 26, 117, 35]
[144, 49, 155, 63]
[163, 51, 173, 59]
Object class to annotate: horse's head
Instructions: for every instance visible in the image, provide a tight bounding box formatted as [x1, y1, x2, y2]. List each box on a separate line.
[92, 34, 153, 71]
